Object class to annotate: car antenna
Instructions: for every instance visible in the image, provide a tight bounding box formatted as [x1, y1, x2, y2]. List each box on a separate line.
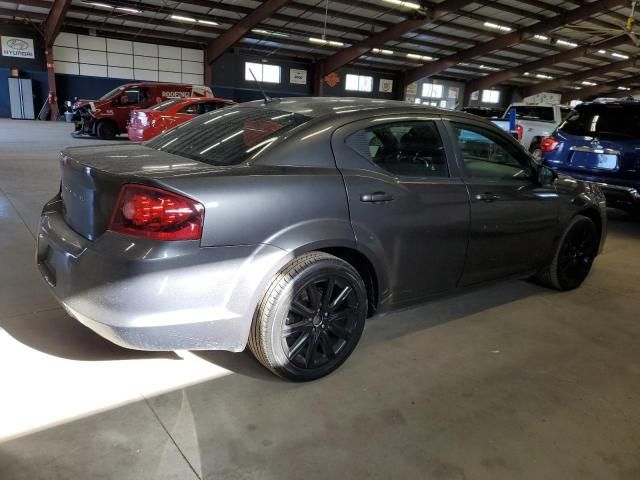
[248, 68, 276, 104]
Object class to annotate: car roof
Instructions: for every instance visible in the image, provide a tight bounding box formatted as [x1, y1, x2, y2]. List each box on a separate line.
[238, 96, 454, 119]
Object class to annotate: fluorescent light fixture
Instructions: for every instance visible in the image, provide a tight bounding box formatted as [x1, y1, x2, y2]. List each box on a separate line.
[582, 81, 597, 86]
[612, 52, 630, 59]
[382, 0, 421, 9]
[252, 29, 289, 38]
[618, 86, 631, 91]
[533, 34, 549, 41]
[536, 73, 553, 79]
[372, 48, 394, 55]
[523, 72, 530, 76]
[171, 15, 196, 22]
[115, 6, 139, 13]
[309, 37, 344, 47]
[484, 21, 511, 32]
[479, 64, 499, 71]
[406, 53, 433, 61]
[598, 49, 607, 54]
[556, 39, 578, 47]
[88, 2, 113, 8]
[197, 19, 219, 26]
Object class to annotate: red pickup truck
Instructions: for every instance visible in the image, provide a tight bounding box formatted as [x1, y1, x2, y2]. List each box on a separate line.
[71, 83, 213, 140]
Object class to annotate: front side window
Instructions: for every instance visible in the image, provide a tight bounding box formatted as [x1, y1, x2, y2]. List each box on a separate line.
[245, 62, 281, 83]
[115, 87, 149, 106]
[452, 123, 532, 181]
[346, 121, 449, 178]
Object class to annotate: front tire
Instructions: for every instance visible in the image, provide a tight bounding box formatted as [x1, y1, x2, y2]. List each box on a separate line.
[249, 252, 367, 381]
[537, 215, 598, 291]
[96, 120, 117, 140]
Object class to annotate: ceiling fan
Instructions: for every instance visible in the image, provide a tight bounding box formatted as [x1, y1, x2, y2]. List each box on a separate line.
[564, 0, 639, 46]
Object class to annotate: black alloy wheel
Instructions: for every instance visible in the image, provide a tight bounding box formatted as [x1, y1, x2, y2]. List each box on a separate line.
[249, 252, 368, 381]
[539, 215, 598, 291]
[282, 275, 360, 370]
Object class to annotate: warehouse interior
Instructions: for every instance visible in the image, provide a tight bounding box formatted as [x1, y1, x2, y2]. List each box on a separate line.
[1, 1, 640, 479]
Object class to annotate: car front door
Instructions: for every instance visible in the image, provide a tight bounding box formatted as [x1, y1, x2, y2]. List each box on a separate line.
[446, 120, 559, 286]
[332, 116, 470, 308]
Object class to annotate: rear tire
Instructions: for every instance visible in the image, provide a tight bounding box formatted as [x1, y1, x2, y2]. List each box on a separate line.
[537, 215, 598, 291]
[249, 252, 367, 381]
[530, 141, 542, 163]
[97, 120, 117, 140]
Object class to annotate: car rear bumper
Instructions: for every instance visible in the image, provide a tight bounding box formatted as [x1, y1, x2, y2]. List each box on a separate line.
[36, 196, 289, 352]
[126, 126, 154, 142]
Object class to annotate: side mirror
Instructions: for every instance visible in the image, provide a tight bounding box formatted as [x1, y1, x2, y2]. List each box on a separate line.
[537, 165, 557, 186]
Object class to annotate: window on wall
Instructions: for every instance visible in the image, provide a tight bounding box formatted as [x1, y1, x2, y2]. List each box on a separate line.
[345, 74, 373, 92]
[422, 83, 443, 98]
[245, 62, 281, 83]
[481, 89, 501, 104]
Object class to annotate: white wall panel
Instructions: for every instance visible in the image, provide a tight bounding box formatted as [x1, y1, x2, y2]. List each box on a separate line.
[56, 61, 80, 75]
[134, 42, 158, 57]
[159, 58, 181, 72]
[78, 35, 106, 51]
[55, 32, 77, 48]
[182, 73, 203, 84]
[107, 52, 133, 68]
[159, 71, 182, 82]
[181, 48, 203, 62]
[135, 69, 159, 81]
[181, 61, 202, 75]
[108, 66, 134, 79]
[80, 64, 108, 77]
[134, 55, 158, 70]
[107, 38, 133, 54]
[79, 49, 107, 65]
[53, 46, 78, 63]
[159, 45, 181, 60]
[55, 34, 204, 84]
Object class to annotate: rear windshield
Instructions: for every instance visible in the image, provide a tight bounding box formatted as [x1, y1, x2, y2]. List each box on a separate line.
[504, 106, 554, 121]
[558, 104, 640, 139]
[145, 107, 311, 165]
[149, 99, 182, 111]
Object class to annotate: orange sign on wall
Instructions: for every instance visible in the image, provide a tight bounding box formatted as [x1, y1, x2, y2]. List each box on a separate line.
[324, 72, 340, 88]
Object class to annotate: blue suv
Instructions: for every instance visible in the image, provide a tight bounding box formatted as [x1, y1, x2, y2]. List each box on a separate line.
[541, 100, 640, 213]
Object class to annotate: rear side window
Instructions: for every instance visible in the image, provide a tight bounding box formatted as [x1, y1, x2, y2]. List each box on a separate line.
[146, 107, 311, 166]
[346, 121, 449, 177]
[559, 104, 640, 139]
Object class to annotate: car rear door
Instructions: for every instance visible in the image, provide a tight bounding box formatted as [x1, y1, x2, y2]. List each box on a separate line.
[331, 115, 470, 307]
[445, 120, 559, 286]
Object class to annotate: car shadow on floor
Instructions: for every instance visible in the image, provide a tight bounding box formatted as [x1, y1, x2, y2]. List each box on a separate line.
[0, 308, 179, 361]
[193, 279, 550, 379]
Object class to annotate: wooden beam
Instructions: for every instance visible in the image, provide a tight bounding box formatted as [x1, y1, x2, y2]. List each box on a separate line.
[523, 57, 640, 97]
[465, 36, 629, 94]
[43, 0, 71, 47]
[317, 0, 475, 85]
[206, 0, 293, 64]
[562, 74, 640, 102]
[405, 0, 626, 84]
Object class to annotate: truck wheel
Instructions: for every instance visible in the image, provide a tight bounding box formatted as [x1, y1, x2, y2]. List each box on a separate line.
[530, 141, 542, 163]
[536, 215, 598, 291]
[97, 121, 117, 140]
[249, 252, 367, 381]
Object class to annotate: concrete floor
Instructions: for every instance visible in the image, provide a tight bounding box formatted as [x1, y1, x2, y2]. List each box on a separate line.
[0, 118, 639, 480]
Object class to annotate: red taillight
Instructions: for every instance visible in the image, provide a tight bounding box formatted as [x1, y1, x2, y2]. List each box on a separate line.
[108, 184, 204, 241]
[540, 136, 559, 153]
[516, 124, 523, 142]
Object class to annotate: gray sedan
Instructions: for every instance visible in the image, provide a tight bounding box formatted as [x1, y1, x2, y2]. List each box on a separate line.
[37, 98, 606, 381]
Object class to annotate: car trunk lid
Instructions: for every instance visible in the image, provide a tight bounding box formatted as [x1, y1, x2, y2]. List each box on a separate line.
[563, 135, 640, 179]
[59, 144, 224, 240]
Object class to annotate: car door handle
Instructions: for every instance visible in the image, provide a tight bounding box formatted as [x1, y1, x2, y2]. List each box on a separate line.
[475, 192, 500, 203]
[360, 191, 394, 203]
